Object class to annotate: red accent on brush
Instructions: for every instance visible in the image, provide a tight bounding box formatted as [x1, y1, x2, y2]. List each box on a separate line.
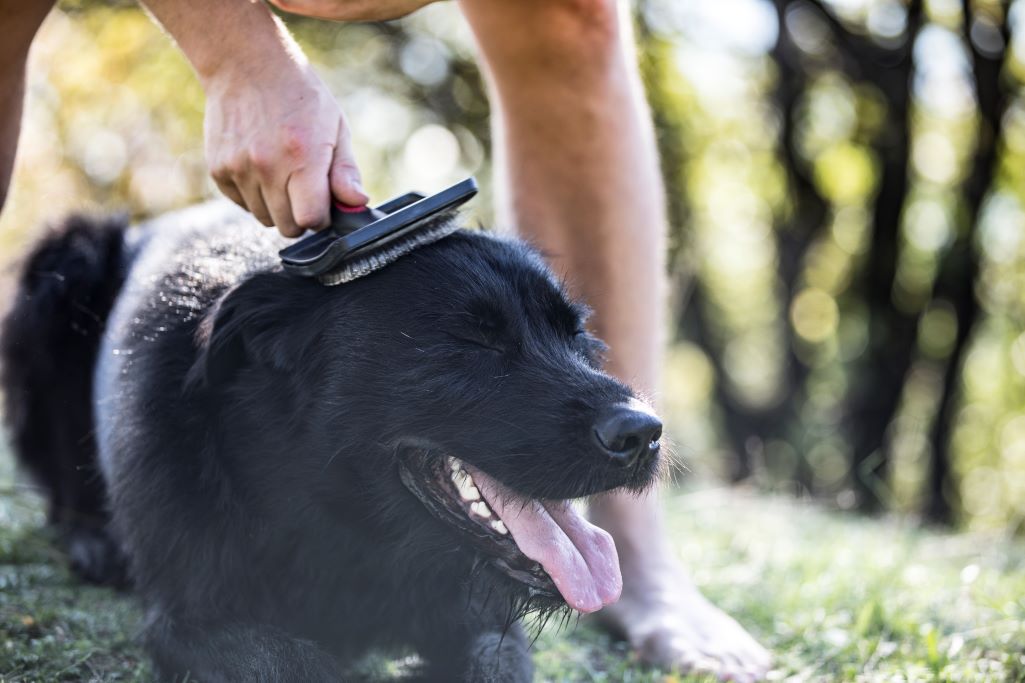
[334, 201, 368, 213]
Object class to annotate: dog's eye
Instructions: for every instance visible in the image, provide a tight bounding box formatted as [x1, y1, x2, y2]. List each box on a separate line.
[446, 332, 505, 354]
[572, 327, 595, 345]
[572, 329, 608, 365]
[467, 337, 505, 354]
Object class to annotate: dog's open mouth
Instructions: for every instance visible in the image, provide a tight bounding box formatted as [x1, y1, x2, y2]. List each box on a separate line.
[398, 452, 622, 613]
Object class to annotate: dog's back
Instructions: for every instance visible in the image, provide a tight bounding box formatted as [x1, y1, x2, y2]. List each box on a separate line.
[91, 202, 284, 480]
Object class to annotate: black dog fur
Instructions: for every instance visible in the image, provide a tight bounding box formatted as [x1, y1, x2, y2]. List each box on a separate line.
[0, 202, 659, 681]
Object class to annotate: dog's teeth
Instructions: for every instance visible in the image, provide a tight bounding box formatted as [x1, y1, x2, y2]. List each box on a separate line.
[451, 469, 481, 501]
[491, 520, 508, 535]
[459, 483, 481, 502]
[447, 456, 461, 472]
[470, 501, 492, 519]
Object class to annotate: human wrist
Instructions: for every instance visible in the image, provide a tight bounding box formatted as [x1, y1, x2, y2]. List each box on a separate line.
[193, 20, 307, 89]
[198, 41, 311, 99]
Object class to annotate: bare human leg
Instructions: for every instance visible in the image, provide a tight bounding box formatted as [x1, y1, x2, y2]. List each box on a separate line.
[457, 0, 771, 679]
[0, 1, 55, 214]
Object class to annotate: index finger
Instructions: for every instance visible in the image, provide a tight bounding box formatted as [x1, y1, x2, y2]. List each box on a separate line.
[286, 162, 333, 233]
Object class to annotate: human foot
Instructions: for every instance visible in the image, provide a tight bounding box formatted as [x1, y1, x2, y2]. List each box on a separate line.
[597, 568, 771, 681]
[591, 493, 771, 681]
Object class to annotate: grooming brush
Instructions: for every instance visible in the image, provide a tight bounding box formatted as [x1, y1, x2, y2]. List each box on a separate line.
[279, 177, 478, 285]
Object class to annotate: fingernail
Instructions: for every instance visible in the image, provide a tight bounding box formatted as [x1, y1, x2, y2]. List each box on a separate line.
[351, 177, 368, 200]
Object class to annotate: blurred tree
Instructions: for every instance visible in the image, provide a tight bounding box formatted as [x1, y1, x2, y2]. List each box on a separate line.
[654, 0, 1014, 522]
[832, 0, 924, 513]
[924, 0, 1011, 523]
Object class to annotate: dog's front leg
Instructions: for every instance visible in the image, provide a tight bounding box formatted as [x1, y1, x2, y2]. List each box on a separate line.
[145, 613, 344, 682]
[418, 621, 533, 683]
[463, 624, 533, 683]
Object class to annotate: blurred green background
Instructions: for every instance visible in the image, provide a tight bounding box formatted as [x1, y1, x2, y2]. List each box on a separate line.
[1, 0, 1024, 534]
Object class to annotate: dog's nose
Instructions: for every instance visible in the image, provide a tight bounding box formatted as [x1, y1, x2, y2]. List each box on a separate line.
[593, 400, 662, 468]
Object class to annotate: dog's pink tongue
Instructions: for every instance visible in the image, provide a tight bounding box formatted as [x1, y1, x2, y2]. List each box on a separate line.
[468, 468, 622, 613]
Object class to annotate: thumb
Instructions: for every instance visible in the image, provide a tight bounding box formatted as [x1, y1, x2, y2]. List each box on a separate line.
[329, 125, 369, 207]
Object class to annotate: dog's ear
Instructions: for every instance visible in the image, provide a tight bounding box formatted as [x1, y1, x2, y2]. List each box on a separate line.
[185, 273, 321, 390]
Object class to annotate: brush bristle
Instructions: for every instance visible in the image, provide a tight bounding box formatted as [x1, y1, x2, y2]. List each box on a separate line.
[317, 220, 460, 286]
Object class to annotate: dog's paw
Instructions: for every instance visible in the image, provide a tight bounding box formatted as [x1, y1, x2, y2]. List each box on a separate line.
[64, 524, 129, 588]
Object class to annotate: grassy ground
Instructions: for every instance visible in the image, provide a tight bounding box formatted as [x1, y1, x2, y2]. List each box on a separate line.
[1, 450, 1024, 682]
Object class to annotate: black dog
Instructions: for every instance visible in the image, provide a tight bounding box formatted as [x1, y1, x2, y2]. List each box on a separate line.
[1, 202, 662, 681]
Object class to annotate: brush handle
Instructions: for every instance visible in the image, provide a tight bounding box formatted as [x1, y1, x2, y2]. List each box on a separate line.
[280, 178, 477, 278]
[330, 202, 386, 236]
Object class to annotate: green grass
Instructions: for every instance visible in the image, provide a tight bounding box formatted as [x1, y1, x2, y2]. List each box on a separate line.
[2, 449, 1024, 682]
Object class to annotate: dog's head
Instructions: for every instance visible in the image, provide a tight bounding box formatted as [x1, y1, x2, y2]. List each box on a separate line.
[192, 225, 662, 613]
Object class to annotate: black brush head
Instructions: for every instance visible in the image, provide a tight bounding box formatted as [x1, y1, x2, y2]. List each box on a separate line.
[279, 177, 478, 283]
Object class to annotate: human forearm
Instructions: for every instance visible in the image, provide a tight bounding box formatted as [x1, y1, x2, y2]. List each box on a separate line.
[139, 0, 306, 86]
[268, 0, 440, 22]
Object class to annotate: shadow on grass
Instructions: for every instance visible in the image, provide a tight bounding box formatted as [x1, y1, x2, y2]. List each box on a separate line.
[0, 523, 149, 682]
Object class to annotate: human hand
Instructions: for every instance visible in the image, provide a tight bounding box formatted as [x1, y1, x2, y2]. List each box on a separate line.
[138, 0, 367, 236]
[268, 0, 442, 22]
[202, 59, 367, 237]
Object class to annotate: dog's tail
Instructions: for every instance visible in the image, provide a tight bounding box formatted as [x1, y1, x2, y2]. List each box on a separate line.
[0, 214, 130, 586]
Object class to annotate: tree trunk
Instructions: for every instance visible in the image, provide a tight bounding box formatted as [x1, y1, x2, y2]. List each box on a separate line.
[841, 0, 924, 512]
[924, 0, 1010, 523]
